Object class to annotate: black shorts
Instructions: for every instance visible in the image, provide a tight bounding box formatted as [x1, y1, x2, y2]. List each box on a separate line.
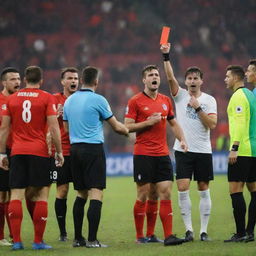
[228, 156, 256, 182]
[133, 155, 173, 183]
[50, 156, 72, 185]
[0, 148, 11, 191]
[175, 151, 214, 181]
[70, 143, 106, 190]
[9, 155, 51, 189]
[0, 169, 9, 191]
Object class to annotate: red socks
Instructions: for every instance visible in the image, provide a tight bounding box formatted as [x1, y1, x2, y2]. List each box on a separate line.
[133, 200, 146, 239]
[4, 202, 12, 238]
[0, 202, 4, 239]
[33, 201, 48, 243]
[146, 200, 158, 237]
[26, 199, 36, 220]
[159, 200, 173, 238]
[8, 200, 23, 242]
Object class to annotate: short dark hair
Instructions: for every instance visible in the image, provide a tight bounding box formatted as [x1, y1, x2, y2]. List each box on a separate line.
[60, 67, 79, 79]
[185, 66, 203, 79]
[24, 66, 42, 84]
[142, 65, 159, 78]
[226, 65, 245, 80]
[249, 59, 256, 69]
[1, 67, 19, 81]
[82, 66, 99, 85]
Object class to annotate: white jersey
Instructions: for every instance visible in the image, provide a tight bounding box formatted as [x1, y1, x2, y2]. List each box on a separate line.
[173, 87, 217, 153]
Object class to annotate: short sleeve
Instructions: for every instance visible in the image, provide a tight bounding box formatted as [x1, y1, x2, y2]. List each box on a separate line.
[46, 94, 57, 116]
[97, 96, 113, 120]
[166, 97, 175, 119]
[125, 97, 137, 120]
[173, 87, 188, 102]
[206, 96, 217, 115]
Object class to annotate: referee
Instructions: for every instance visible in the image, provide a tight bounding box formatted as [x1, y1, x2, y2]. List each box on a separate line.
[224, 65, 256, 242]
[63, 66, 129, 248]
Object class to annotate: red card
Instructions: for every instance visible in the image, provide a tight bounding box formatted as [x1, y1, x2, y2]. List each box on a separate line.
[160, 26, 171, 45]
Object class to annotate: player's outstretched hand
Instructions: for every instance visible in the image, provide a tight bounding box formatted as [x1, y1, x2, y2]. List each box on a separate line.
[0, 153, 9, 170]
[55, 152, 64, 167]
[160, 43, 171, 54]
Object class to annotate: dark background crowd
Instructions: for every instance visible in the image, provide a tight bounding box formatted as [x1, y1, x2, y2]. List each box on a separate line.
[0, 0, 255, 153]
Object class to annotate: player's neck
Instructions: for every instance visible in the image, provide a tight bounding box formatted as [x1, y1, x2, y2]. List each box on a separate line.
[81, 85, 95, 92]
[232, 82, 244, 92]
[26, 84, 40, 89]
[144, 89, 158, 99]
[189, 90, 201, 98]
[63, 89, 71, 97]
[1, 89, 10, 97]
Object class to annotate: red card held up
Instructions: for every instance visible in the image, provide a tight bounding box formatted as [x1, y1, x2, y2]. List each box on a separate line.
[160, 26, 171, 45]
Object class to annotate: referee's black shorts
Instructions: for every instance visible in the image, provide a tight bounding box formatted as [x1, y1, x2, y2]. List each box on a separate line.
[228, 156, 256, 182]
[70, 143, 106, 190]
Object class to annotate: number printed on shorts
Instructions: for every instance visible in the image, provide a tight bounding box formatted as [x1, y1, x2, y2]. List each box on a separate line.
[22, 100, 32, 123]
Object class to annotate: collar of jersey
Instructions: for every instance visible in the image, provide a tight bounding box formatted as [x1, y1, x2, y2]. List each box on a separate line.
[234, 86, 244, 92]
[79, 89, 94, 92]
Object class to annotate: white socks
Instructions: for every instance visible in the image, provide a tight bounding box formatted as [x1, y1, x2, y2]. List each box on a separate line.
[178, 189, 212, 234]
[178, 190, 193, 232]
[198, 189, 212, 234]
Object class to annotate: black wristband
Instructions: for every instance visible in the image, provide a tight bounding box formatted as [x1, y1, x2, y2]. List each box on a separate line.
[195, 106, 202, 113]
[163, 53, 170, 61]
[231, 145, 239, 151]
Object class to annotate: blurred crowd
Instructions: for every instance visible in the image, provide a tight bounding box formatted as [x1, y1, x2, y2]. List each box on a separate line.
[0, 0, 255, 152]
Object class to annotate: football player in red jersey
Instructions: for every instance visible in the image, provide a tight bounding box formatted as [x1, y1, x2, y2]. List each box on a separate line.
[0, 67, 21, 246]
[0, 66, 64, 250]
[51, 67, 79, 242]
[125, 65, 187, 246]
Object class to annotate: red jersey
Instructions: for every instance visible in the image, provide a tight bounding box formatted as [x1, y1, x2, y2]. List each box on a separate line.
[125, 92, 174, 156]
[53, 93, 70, 156]
[0, 92, 12, 149]
[2, 88, 57, 157]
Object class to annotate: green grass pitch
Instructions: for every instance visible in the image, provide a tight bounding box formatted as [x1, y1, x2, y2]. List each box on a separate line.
[1, 175, 255, 256]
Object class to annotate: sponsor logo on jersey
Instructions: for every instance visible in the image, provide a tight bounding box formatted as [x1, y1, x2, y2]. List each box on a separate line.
[144, 107, 149, 111]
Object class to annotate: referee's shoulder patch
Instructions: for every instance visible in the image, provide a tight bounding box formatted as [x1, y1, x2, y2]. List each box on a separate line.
[235, 106, 243, 113]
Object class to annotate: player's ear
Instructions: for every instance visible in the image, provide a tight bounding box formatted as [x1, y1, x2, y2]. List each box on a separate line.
[39, 79, 43, 86]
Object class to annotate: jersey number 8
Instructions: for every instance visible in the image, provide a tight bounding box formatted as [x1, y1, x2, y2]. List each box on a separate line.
[22, 100, 32, 123]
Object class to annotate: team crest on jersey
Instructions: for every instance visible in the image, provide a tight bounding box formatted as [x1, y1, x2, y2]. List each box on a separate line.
[162, 104, 167, 111]
[236, 106, 243, 113]
[1, 104, 6, 110]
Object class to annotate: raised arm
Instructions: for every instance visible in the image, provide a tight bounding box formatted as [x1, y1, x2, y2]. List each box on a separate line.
[107, 116, 129, 136]
[160, 43, 180, 96]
